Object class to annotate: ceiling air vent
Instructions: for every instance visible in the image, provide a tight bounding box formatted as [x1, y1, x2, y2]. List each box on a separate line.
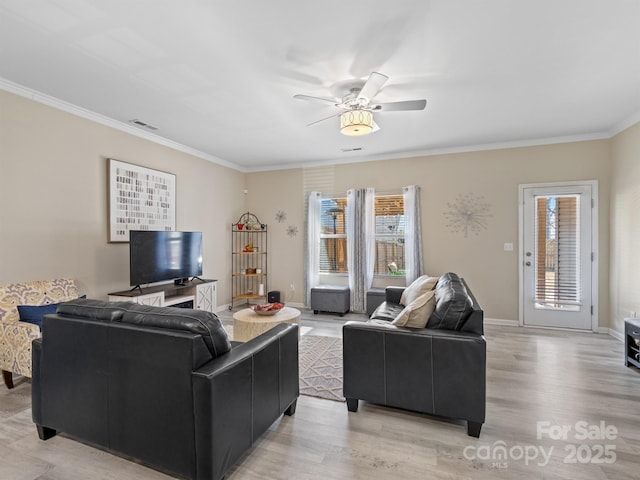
[340, 147, 363, 152]
[128, 119, 158, 131]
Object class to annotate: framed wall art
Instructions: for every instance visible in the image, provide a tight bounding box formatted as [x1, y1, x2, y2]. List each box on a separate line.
[108, 158, 176, 242]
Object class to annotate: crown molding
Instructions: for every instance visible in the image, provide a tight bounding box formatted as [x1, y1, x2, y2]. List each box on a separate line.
[609, 109, 640, 137]
[246, 131, 612, 172]
[4, 76, 637, 174]
[0, 77, 246, 172]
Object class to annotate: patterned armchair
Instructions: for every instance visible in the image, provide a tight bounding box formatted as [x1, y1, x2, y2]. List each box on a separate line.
[0, 278, 79, 388]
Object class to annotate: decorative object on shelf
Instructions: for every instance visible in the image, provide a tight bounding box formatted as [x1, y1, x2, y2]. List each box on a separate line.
[275, 210, 287, 223]
[231, 212, 268, 310]
[286, 225, 298, 237]
[443, 192, 492, 238]
[107, 158, 176, 242]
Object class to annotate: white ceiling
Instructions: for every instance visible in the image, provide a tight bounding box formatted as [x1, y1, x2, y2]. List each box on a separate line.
[1, 0, 639, 171]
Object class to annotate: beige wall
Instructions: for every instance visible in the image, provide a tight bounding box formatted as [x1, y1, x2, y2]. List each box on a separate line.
[314, 142, 612, 322]
[3, 88, 636, 331]
[609, 122, 640, 332]
[244, 169, 304, 303]
[0, 90, 246, 303]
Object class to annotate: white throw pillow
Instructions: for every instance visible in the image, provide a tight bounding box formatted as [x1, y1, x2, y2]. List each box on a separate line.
[392, 290, 436, 328]
[400, 275, 438, 306]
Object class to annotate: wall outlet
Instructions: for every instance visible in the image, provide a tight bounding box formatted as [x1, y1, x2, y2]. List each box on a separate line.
[503, 242, 514, 252]
[289, 283, 295, 291]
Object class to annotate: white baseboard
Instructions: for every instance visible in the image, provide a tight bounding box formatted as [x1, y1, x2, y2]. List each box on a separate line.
[608, 328, 624, 342]
[285, 302, 305, 308]
[485, 317, 519, 327]
[485, 319, 623, 340]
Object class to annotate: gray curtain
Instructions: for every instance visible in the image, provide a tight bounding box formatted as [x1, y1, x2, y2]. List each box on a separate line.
[403, 185, 424, 284]
[347, 188, 366, 313]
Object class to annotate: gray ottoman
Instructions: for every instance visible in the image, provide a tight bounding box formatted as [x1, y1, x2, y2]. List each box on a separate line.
[366, 289, 386, 316]
[310, 285, 350, 316]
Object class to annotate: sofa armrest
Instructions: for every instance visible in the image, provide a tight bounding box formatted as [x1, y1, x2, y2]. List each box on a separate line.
[343, 321, 485, 424]
[0, 320, 41, 378]
[385, 286, 405, 304]
[192, 323, 298, 480]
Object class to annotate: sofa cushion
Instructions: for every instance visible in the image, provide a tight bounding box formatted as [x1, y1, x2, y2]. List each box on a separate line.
[56, 298, 130, 322]
[392, 290, 436, 328]
[429, 273, 473, 330]
[400, 275, 438, 306]
[121, 304, 231, 358]
[370, 301, 404, 322]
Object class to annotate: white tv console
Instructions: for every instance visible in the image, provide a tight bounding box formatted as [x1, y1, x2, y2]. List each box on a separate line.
[108, 278, 217, 313]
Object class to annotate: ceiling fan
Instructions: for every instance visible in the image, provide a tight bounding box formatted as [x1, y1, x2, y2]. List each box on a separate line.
[293, 72, 427, 136]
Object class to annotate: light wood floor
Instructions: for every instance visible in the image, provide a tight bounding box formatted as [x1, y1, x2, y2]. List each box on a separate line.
[2, 308, 639, 479]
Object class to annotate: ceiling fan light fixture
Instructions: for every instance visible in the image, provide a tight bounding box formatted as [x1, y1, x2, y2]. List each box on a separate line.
[340, 109, 373, 136]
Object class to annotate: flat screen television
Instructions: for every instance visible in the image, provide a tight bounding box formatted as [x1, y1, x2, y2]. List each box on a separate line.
[129, 230, 203, 287]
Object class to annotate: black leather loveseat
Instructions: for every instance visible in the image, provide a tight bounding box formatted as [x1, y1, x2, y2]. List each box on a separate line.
[343, 273, 485, 437]
[32, 299, 299, 480]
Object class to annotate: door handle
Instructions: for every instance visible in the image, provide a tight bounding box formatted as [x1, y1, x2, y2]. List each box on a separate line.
[525, 261, 531, 266]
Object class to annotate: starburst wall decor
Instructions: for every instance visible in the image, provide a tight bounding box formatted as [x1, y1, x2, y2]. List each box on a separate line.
[286, 225, 298, 237]
[443, 193, 492, 238]
[275, 210, 287, 223]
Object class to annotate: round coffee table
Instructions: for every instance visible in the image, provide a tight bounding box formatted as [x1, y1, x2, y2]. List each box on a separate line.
[232, 306, 301, 342]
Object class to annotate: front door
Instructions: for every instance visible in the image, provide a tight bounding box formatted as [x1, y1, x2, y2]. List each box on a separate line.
[521, 183, 595, 330]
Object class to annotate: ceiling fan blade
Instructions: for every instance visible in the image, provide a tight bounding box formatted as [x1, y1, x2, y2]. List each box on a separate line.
[372, 120, 380, 133]
[372, 99, 427, 111]
[293, 94, 339, 107]
[306, 112, 342, 127]
[357, 72, 389, 104]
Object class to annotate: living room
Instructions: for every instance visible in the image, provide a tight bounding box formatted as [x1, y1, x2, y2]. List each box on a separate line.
[1, 1, 640, 479]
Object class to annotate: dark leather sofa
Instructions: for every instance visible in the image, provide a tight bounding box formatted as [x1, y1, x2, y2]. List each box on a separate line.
[32, 299, 299, 480]
[343, 273, 485, 437]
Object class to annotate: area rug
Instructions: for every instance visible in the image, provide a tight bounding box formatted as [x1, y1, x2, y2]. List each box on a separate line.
[298, 335, 344, 402]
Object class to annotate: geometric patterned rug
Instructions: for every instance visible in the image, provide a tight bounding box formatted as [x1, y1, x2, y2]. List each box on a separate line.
[298, 335, 344, 402]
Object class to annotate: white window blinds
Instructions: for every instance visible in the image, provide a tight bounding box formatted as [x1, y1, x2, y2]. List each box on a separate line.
[534, 195, 581, 310]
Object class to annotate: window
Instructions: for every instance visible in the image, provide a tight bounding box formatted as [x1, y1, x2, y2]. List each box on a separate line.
[534, 194, 580, 310]
[316, 193, 407, 276]
[374, 195, 405, 276]
[319, 197, 347, 273]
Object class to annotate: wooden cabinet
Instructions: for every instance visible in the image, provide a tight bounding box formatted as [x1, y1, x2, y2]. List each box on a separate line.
[195, 281, 216, 312]
[230, 212, 267, 309]
[109, 279, 217, 313]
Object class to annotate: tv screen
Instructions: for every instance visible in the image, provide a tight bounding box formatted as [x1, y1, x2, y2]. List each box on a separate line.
[129, 230, 203, 286]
